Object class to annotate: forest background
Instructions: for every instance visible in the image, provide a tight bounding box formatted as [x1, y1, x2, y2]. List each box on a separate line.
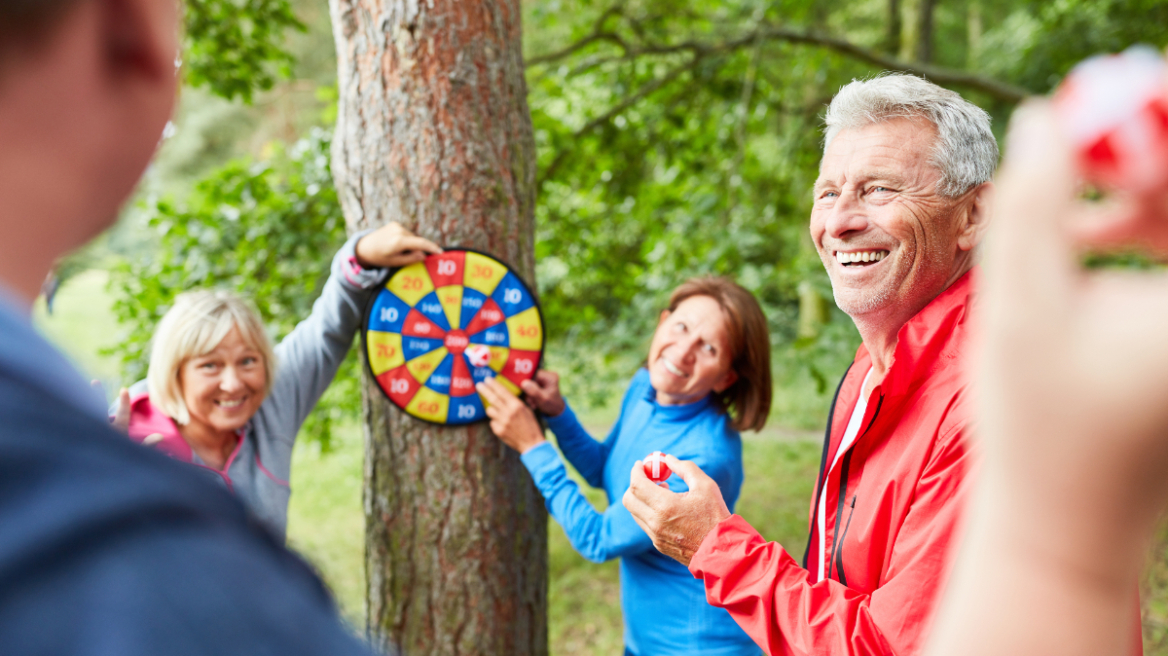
[34, 0, 1168, 653]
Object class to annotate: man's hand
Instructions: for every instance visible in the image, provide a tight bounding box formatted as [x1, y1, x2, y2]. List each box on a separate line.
[354, 222, 442, 268]
[476, 378, 547, 454]
[622, 454, 730, 566]
[519, 370, 566, 417]
[929, 101, 1168, 656]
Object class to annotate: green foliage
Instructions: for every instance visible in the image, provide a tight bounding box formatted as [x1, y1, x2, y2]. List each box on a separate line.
[184, 0, 305, 103]
[106, 128, 354, 449]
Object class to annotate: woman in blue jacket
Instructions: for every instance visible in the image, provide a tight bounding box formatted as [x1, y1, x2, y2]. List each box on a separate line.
[478, 276, 772, 656]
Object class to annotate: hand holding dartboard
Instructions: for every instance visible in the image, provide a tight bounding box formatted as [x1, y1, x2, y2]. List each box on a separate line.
[362, 249, 545, 425]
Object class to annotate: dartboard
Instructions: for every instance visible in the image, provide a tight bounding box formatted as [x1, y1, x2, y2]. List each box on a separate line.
[362, 249, 544, 425]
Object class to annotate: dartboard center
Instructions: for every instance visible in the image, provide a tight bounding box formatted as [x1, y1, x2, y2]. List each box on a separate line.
[444, 330, 469, 353]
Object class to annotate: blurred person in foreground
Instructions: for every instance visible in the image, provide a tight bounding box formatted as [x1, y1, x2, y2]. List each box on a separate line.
[0, 0, 379, 653]
[926, 103, 1164, 656]
[113, 222, 438, 539]
[624, 74, 1001, 655]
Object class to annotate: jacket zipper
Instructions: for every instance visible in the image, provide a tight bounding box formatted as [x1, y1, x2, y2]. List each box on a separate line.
[803, 364, 853, 569]
[833, 495, 858, 586]
[827, 393, 882, 585]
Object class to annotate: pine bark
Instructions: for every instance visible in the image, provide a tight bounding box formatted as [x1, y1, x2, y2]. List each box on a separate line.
[327, 1, 546, 654]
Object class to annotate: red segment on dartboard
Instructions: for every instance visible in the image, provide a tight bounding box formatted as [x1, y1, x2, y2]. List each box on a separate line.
[426, 251, 466, 288]
[500, 349, 540, 386]
[465, 299, 506, 335]
[444, 329, 469, 354]
[402, 308, 445, 339]
[449, 355, 476, 397]
[377, 365, 421, 408]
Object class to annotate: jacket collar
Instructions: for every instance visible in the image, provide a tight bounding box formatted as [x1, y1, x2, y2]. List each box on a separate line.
[854, 267, 976, 401]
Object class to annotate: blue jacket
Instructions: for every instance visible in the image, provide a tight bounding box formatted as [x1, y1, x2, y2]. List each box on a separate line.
[521, 369, 761, 656]
[0, 288, 373, 655]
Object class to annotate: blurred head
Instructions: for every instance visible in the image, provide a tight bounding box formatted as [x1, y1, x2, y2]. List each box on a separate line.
[0, 0, 178, 303]
[811, 74, 996, 324]
[148, 291, 276, 434]
[647, 277, 773, 432]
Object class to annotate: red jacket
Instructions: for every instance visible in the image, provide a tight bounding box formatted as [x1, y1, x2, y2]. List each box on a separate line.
[689, 271, 978, 655]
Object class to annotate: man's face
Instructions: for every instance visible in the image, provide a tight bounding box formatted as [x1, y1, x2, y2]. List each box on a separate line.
[810, 118, 969, 321]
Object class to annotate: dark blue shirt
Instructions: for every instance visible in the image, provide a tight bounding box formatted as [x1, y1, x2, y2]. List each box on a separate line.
[0, 288, 374, 655]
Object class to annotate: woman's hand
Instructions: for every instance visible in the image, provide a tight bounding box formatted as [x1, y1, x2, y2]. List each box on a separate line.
[476, 377, 547, 454]
[106, 385, 130, 432]
[519, 370, 566, 417]
[354, 222, 443, 268]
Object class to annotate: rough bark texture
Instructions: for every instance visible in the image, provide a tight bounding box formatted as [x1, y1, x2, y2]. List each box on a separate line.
[327, 1, 546, 654]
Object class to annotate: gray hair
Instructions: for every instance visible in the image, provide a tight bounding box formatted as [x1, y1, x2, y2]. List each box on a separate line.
[823, 74, 999, 197]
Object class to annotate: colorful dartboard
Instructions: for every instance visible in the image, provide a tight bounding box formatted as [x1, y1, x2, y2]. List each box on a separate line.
[362, 249, 544, 425]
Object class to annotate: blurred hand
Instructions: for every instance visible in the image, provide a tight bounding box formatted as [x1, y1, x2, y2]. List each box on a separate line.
[354, 221, 442, 268]
[110, 387, 130, 433]
[519, 370, 566, 417]
[477, 377, 546, 454]
[621, 454, 730, 566]
[929, 101, 1168, 656]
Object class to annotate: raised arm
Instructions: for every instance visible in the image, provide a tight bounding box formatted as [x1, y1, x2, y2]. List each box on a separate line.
[261, 223, 440, 440]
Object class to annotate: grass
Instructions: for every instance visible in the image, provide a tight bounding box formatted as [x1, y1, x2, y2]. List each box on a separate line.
[29, 268, 1168, 654]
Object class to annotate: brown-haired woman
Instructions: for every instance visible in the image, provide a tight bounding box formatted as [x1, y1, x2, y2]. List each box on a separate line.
[478, 276, 772, 656]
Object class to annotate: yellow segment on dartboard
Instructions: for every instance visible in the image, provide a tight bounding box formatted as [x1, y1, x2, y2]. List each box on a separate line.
[487, 346, 510, 373]
[387, 262, 435, 307]
[407, 386, 449, 423]
[367, 331, 404, 376]
[479, 375, 521, 409]
[436, 284, 463, 330]
[506, 307, 543, 352]
[463, 252, 508, 296]
[406, 347, 449, 384]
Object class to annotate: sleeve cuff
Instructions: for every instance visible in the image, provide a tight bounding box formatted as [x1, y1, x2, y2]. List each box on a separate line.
[335, 229, 389, 290]
[689, 514, 765, 578]
[520, 441, 560, 475]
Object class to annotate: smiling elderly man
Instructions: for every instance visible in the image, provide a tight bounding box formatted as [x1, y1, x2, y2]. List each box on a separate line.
[623, 74, 995, 655]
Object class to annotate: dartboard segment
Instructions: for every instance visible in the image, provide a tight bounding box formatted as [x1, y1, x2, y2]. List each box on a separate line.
[387, 262, 434, 306]
[364, 249, 544, 426]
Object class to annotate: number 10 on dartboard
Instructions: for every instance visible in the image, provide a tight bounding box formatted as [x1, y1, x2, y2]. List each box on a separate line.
[362, 248, 545, 426]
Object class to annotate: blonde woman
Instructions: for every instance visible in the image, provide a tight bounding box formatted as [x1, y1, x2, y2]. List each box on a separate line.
[115, 222, 440, 538]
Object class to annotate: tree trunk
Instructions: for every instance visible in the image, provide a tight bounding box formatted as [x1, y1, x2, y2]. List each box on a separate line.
[916, 0, 939, 64]
[327, 2, 547, 655]
[885, 0, 902, 56]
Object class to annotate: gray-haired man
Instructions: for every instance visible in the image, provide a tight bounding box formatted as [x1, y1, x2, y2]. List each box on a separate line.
[623, 75, 998, 655]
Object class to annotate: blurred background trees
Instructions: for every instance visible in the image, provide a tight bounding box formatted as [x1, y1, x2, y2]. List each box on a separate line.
[52, 0, 1168, 651]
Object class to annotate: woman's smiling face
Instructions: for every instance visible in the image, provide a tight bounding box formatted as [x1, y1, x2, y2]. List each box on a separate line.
[647, 295, 738, 406]
[179, 326, 268, 436]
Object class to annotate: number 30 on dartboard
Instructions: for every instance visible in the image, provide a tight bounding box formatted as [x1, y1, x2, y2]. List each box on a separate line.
[362, 248, 545, 426]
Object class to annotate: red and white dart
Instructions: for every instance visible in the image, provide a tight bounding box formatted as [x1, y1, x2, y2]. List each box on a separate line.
[1053, 46, 1168, 195]
[643, 451, 672, 483]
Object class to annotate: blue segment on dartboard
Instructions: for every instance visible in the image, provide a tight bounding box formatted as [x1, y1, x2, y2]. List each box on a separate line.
[423, 353, 454, 395]
[415, 291, 451, 332]
[490, 272, 535, 317]
[470, 365, 496, 385]
[448, 393, 486, 425]
[368, 289, 410, 333]
[459, 288, 488, 330]
[468, 324, 509, 348]
[402, 336, 444, 361]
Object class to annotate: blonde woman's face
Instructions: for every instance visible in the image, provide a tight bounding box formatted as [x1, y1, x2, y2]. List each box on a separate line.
[646, 295, 738, 406]
[179, 326, 267, 436]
